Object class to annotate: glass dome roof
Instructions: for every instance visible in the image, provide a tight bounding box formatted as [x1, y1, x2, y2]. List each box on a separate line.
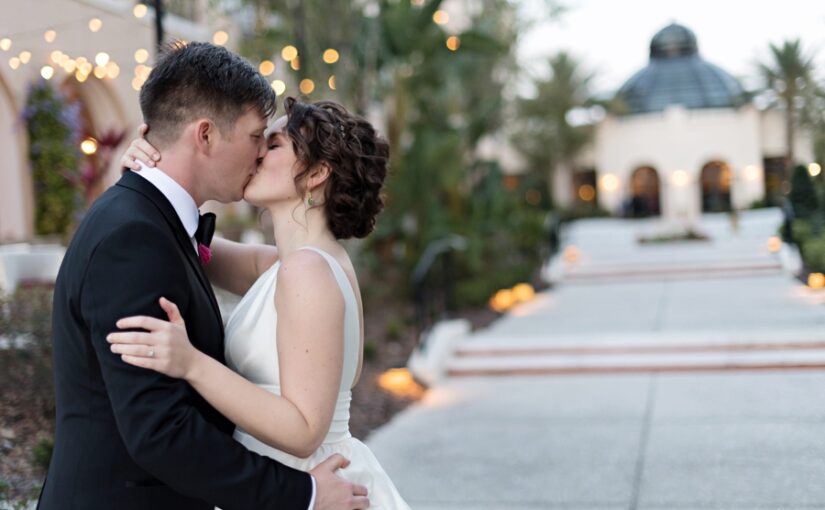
[616, 23, 745, 115]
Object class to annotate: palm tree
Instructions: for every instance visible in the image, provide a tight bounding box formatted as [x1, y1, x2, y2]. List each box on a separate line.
[759, 39, 817, 180]
[512, 52, 593, 207]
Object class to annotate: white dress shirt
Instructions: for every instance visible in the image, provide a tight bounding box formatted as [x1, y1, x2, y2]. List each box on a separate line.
[132, 164, 318, 510]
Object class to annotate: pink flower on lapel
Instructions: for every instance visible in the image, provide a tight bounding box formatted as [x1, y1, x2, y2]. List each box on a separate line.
[198, 243, 212, 265]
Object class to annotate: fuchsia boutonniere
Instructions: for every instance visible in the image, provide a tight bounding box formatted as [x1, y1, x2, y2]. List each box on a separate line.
[198, 243, 212, 265]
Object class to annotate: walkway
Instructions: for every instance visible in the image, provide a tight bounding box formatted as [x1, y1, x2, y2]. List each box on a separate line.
[367, 209, 825, 509]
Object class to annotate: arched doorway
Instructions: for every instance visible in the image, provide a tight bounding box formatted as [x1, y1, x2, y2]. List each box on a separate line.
[0, 72, 31, 241]
[628, 166, 661, 217]
[700, 160, 732, 212]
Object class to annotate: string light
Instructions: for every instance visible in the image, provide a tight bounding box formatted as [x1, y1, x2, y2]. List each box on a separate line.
[80, 137, 98, 155]
[271, 80, 286, 95]
[290, 57, 300, 71]
[9, 57, 20, 70]
[432, 10, 449, 24]
[259, 60, 275, 76]
[134, 48, 149, 64]
[0, 38, 11, 51]
[212, 31, 228, 46]
[44, 30, 57, 43]
[446, 36, 460, 51]
[281, 45, 298, 61]
[40, 65, 54, 80]
[328, 75, 336, 90]
[88, 18, 103, 32]
[299, 79, 314, 95]
[322, 49, 339, 64]
[133, 3, 148, 18]
[19, 51, 31, 64]
[95, 52, 110, 66]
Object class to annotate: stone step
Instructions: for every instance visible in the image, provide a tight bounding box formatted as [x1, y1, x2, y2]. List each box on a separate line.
[563, 260, 782, 283]
[446, 348, 825, 377]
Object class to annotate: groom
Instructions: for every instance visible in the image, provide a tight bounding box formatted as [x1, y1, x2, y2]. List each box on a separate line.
[37, 43, 368, 510]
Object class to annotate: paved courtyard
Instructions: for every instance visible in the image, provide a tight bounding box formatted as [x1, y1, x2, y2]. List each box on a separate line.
[367, 209, 825, 509]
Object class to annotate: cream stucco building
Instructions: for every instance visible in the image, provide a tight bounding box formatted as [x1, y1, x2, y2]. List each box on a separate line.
[557, 23, 815, 224]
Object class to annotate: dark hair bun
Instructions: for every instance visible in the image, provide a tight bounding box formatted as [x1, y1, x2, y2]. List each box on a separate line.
[284, 97, 389, 239]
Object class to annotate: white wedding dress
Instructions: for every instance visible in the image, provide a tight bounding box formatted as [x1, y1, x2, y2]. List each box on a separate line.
[223, 246, 411, 509]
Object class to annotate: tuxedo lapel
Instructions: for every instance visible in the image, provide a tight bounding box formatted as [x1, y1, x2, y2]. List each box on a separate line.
[115, 172, 223, 327]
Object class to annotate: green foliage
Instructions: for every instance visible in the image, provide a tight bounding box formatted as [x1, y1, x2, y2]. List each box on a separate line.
[790, 164, 819, 218]
[384, 317, 404, 342]
[23, 80, 82, 237]
[362, 341, 377, 362]
[32, 438, 54, 470]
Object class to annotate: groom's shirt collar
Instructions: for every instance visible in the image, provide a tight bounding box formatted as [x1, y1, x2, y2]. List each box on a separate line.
[133, 162, 200, 241]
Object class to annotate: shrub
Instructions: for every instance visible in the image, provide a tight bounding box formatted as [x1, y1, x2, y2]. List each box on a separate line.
[790, 164, 819, 219]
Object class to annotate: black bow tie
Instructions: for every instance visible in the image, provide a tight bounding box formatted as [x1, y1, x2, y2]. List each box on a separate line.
[194, 212, 216, 247]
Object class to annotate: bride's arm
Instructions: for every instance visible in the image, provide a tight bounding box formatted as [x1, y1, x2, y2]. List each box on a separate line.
[109, 252, 344, 458]
[205, 238, 278, 296]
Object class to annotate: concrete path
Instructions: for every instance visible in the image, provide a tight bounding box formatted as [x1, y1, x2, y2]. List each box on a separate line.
[367, 209, 825, 509]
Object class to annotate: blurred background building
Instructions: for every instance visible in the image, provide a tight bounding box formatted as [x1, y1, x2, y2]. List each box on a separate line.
[554, 22, 815, 224]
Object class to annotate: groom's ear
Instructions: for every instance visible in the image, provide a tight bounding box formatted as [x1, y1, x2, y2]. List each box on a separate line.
[193, 119, 215, 155]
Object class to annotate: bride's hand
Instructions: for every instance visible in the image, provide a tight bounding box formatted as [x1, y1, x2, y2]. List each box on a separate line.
[107, 297, 201, 379]
[120, 123, 161, 171]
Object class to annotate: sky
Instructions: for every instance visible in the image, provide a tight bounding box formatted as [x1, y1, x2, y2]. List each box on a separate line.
[517, 0, 825, 96]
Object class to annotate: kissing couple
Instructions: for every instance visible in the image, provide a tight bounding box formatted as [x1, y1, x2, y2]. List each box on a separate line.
[37, 42, 410, 510]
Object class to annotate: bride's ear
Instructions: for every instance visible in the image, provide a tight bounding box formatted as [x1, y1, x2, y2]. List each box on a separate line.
[307, 162, 332, 189]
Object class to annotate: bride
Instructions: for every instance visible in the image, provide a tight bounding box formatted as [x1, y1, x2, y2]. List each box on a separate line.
[108, 97, 411, 509]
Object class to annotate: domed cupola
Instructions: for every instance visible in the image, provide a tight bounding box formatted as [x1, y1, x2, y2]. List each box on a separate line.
[616, 23, 745, 115]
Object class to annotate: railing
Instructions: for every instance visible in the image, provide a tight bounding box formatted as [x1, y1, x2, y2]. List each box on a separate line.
[410, 235, 467, 349]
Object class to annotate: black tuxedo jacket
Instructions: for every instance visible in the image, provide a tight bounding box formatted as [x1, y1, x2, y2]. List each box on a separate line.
[37, 172, 311, 510]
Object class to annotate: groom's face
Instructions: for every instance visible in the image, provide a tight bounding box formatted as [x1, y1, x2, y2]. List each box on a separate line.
[208, 108, 268, 203]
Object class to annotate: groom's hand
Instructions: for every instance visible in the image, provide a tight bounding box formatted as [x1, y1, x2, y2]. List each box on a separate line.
[310, 454, 369, 510]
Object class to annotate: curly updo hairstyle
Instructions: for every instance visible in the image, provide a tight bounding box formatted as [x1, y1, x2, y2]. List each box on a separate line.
[283, 97, 389, 239]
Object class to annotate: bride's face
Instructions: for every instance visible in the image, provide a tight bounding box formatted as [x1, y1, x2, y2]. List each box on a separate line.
[243, 115, 301, 207]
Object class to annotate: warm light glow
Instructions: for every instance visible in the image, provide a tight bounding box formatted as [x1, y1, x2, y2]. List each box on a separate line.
[328, 75, 336, 90]
[79, 61, 93, 75]
[281, 45, 298, 61]
[525, 189, 542, 205]
[9, 57, 20, 70]
[19, 51, 31, 64]
[744, 165, 760, 181]
[44, 30, 56, 43]
[578, 184, 596, 202]
[377, 368, 424, 399]
[290, 57, 300, 70]
[600, 174, 619, 192]
[80, 137, 98, 155]
[767, 236, 782, 253]
[0, 38, 11, 51]
[446, 36, 460, 51]
[299, 78, 315, 94]
[808, 272, 825, 289]
[133, 3, 148, 18]
[76, 70, 88, 82]
[50, 50, 63, 63]
[489, 289, 516, 313]
[258, 60, 275, 76]
[40, 65, 54, 80]
[95, 52, 110, 66]
[432, 10, 449, 24]
[93, 65, 107, 79]
[105, 61, 120, 79]
[88, 18, 103, 32]
[809, 163, 822, 177]
[271, 80, 286, 95]
[212, 30, 229, 46]
[563, 245, 580, 264]
[672, 170, 689, 187]
[511, 283, 535, 303]
[323, 48, 339, 64]
[134, 48, 149, 64]
[131, 77, 142, 90]
[63, 59, 76, 73]
[135, 64, 152, 80]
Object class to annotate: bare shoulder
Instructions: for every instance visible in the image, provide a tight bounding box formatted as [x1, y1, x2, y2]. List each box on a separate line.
[276, 249, 341, 299]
